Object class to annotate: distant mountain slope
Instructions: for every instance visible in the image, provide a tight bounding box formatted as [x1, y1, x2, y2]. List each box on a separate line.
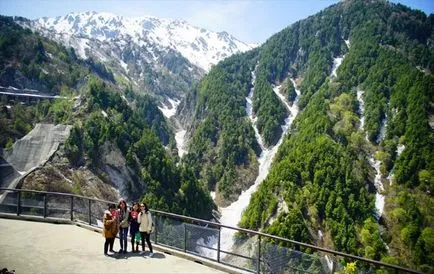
[33, 11, 252, 71]
[16, 12, 253, 103]
[183, 0, 433, 271]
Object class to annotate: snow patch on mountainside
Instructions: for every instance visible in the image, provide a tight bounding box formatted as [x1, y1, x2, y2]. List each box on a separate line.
[331, 56, 343, 78]
[158, 98, 180, 118]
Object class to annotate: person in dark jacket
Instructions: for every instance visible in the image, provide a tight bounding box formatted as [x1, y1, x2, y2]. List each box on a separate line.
[128, 202, 140, 252]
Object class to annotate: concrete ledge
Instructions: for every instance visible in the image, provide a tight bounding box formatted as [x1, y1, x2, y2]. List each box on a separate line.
[0, 214, 244, 274]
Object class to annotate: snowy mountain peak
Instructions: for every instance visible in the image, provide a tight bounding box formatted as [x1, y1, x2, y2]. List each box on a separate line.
[32, 12, 254, 71]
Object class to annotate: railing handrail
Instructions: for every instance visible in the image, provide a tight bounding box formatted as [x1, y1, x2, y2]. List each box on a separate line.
[0, 187, 113, 204]
[151, 209, 420, 273]
[0, 187, 422, 274]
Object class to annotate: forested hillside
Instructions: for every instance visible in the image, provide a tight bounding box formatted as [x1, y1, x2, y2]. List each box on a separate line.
[0, 16, 214, 219]
[183, 50, 261, 205]
[184, 0, 433, 271]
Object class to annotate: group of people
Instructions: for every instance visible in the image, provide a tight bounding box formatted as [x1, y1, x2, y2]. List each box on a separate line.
[102, 199, 154, 257]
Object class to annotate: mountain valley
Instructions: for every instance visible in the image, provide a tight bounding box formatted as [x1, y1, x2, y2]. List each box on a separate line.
[0, 0, 433, 272]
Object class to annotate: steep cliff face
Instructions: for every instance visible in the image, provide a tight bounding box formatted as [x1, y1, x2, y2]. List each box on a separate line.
[21, 142, 121, 202]
[0, 124, 72, 201]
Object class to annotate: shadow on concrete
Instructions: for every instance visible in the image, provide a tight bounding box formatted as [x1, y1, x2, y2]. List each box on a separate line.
[107, 251, 166, 260]
[151, 252, 166, 259]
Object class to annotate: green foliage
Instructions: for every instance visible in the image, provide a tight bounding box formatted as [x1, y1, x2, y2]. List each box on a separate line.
[0, 102, 49, 148]
[87, 77, 173, 147]
[266, 208, 311, 247]
[0, 16, 91, 93]
[64, 124, 83, 166]
[359, 218, 387, 260]
[342, 262, 357, 274]
[253, 71, 287, 146]
[177, 165, 214, 218]
[80, 78, 212, 218]
[134, 131, 213, 219]
[384, 188, 433, 270]
[86, 57, 115, 82]
[285, 79, 297, 102]
[49, 87, 74, 123]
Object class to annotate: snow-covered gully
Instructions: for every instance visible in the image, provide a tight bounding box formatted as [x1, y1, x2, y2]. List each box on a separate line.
[357, 88, 387, 218]
[198, 69, 301, 259]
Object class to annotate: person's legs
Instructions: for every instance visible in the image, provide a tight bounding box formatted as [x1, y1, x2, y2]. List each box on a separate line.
[130, 237, 135, 252]
[130, 229, 135, 252]
[104, 238, 110, 255]
[121, 227, 128, 253]
[145, 232, 153, 254]
[135, 232, 140, 252]
[109, 237, 115, 252]
[119, 229, 123, 252]
[140, 231, 146, 253]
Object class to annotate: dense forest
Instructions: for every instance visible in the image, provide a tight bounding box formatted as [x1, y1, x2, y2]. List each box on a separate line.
[183, 50, 262, 205]
[183, 0, 433, 272]
[0, 16, 214, 219]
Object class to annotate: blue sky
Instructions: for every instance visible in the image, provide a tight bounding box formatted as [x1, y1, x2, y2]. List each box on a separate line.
[1, 0, 433, 44]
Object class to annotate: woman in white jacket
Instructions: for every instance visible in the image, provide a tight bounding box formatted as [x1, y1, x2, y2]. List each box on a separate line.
[138, 202, 154, 257]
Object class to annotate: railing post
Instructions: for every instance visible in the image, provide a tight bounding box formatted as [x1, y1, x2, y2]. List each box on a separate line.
[88, 199, 92, 225]
[43, 193, 47, 218]
[217, 226, 221, 262]
[257, 235, 261, 274]
[183, 223, 187, 253]
[16, 191, 21, 216]
[331, 257, 335, 274]
[70, 196, 74, 221]
[154, 212, 158, 244]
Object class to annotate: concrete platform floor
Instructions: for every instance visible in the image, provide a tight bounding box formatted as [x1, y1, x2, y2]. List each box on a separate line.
[0, 218, 225, 273]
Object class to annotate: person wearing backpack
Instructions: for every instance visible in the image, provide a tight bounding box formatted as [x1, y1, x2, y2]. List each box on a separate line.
[137, 202, 154, 257]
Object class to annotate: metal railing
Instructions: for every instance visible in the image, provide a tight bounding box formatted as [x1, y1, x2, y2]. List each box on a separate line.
[0, 188, 421, 274]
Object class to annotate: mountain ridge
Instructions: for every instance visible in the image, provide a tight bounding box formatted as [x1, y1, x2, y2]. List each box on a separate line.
[26, 11, 254, 72]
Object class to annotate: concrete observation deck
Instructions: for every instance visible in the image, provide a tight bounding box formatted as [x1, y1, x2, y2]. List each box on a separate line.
[0, 218, 226, 274]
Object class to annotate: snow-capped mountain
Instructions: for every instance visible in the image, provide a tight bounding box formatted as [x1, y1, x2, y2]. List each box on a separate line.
[16, 11, 253, 105]
[29, 11, 253, 72]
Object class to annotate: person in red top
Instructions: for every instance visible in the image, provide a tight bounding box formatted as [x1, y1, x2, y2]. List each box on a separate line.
[128, 202, 140, 252]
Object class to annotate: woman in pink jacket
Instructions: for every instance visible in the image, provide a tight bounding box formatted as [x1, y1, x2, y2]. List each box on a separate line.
[137, 202, 154, 257]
